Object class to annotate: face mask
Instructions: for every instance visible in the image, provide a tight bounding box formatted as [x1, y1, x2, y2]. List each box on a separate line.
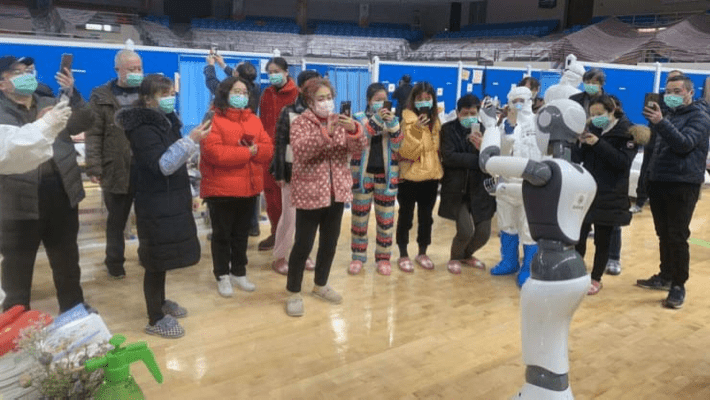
[229, 94, 249, 109]
[158, 96, 176, 113]
[269, 73, 285, 86]
[125, 72, 143, 87]
[591, 114, 611, 129]
[314, 99, 334, 117]
[584, 84, 600, 95]
[10, 73, 38, 96]
[460, 116, 478, 129]
[513, 103, 524, 111]
[415, 100, 433, 110]
[664, 94, 684, 109]
[371, 101, 384, 112]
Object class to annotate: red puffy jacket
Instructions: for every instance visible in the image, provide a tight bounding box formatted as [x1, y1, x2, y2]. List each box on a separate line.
[200, 108, 274, 198]
[259, 77, 299, 140]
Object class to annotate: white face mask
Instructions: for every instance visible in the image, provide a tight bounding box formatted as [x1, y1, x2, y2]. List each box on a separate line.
[314, 99, 334, 117]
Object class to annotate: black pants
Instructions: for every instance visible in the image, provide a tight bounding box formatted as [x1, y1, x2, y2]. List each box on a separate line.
[396, 179, 439, 257]
[287, 202, 344, 293]
[144, 269, 166, 325]
[1, 172, 84, 312]
[208, 197, 257, 279]
[648, 181, 700, 288]
[576, 223, 613, 282]
[103, 189, 135, 275]
[451, 202, 492, 260]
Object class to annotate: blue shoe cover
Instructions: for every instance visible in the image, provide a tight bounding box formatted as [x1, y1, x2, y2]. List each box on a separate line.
[491, 232, 520, 275]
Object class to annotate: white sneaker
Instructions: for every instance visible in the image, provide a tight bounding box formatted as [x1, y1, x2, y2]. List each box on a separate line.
[629, 204, 642, 213]
[217, 275, 233, 297]
[230, 274, 256, 292]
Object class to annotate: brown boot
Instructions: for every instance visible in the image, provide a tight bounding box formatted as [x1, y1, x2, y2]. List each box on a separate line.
[258, 234, 275, 251]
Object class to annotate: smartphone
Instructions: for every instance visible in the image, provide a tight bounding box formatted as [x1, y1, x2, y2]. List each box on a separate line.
[59, 53, 73, 74]
[383, 100, 392, 111]
[201, 110, 215, 124]
[340, 101, 351, 117]
[419, 106, 431, 116]
[242, 133, 254, 145]
[644, 93, 661, 108]
[210, 43, 218, 55]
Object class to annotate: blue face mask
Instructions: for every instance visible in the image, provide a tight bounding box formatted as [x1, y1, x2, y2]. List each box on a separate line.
[415, 100, 433, 110]
[591, 114, 610, 129]
[10, 73, 38, 96]
[229, 94, 249, 109]
[664, 94, 684, 109]
[371, 101, 384, 112]
[460, 116, 478, 128]
[584, 84, 600, 95]
[126, 72, 143, 87]
[158, 96, 176, 113]
[269, 73, 285, 86]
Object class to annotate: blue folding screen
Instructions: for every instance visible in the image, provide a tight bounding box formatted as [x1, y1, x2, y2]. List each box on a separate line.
[600, 67, 656, 125]
[305, 63, 370, 115]
[377, 62, 459, 114]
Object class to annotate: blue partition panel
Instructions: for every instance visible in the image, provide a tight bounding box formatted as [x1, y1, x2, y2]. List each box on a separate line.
[459, 66, 486, 100]
[481, 68, 529, 103]
[603, 68, 656, 125]
[305, 63, 370, 115]
[378, 63, 459, 114]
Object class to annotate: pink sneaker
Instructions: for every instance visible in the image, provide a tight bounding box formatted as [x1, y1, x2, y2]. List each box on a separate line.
[348, 260, 363, 275]
[376, 260, 392, 276]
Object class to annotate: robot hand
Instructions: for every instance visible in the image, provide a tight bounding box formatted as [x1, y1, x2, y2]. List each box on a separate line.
[483, 177, 499, 195]
[479, 97, 498, 130]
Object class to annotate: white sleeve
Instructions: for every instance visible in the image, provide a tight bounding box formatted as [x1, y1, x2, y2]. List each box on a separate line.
[0, 119, 55, 174]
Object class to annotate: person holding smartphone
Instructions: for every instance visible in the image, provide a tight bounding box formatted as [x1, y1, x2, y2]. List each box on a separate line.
[285, 78, 366, 317]
[573, 95, 638, 295]
[439, 94, 495, 274]
[348, 83, 402, 276]
[200, 77, 274, 298]
[116, 74, 212, 338]
[396, 81, 443, 272]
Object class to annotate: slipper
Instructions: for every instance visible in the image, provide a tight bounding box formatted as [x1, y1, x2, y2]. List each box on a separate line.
[376, 260, 392, 276]
[415, 254, 435, 270]
[397, 257, 414, 273]
[348, 260, 363, 275]
[446, 260, 462, 275]
[272, 258, 288, 275]
[462, 257, 486, 270]
[588, 280, 603, 295]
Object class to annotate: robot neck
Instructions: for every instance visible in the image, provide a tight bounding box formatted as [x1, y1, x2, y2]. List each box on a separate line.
[551, 141, 573, 162]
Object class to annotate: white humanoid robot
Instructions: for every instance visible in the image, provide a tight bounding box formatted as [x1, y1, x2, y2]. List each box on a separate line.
[479, 99, 596, 399]
[544, 54, 585, 103]
[483, 86, 542, 287]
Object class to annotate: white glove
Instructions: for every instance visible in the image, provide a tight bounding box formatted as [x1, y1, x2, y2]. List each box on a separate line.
[479, 97, 498, 130]
[40, 98, 72, 134]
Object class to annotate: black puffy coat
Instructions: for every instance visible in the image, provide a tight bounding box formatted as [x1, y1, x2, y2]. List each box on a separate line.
[575, 116, 638, 226]
[438, 119, 496, 223]
[116, 107, 200, 272]
[647, 101, 710, 185]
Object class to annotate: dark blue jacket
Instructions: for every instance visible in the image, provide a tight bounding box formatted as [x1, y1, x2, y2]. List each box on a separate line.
[647, 101, 710, 185]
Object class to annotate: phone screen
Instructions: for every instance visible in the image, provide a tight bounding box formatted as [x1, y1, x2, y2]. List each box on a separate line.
[242, 133, 254, 144]
[383, 100, 392, 111]
[644, 93, 660, 108]
[59, 53, 73, 74]
[419, 106, 431, 116]
[340, 101, 351, 117]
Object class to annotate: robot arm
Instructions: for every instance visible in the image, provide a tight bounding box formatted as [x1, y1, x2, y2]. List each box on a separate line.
[486, 156, 552, 187]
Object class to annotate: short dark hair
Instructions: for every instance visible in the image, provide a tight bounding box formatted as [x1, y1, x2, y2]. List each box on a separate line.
[213, 76, 254, 113]
[583, 68, 605, 85]
[297, 70, 321, 88]
[366, 82, 387, 103]
[406, 81, 438, 122]
[236, 62, 257, 82]
[136, 74, 173, 108]
[266, 57, 288, 72]
[518, 76, 540, 92]
[667, 75, 694, 92]
[401, 74, 411, 84]
[457, 94, 481, 112]
[589, 94, 623, 119]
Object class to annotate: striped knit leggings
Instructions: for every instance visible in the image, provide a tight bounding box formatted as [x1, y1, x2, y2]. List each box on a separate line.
[351, 173, 396, 263]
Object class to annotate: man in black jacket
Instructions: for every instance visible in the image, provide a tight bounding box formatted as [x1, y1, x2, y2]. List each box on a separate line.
[0, 55, 93, 312]
[637, 75, 710, 309]
[392, 74, 412, 119]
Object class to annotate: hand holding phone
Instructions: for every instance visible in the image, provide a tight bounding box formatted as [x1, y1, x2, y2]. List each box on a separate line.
[59, 53, 73, 75]
[644, 93, 661, 109]
[241, 133, 254, 146]
[339, 101, 351, 117]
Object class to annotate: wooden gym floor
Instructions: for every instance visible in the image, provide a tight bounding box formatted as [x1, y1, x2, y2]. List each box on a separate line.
[14, 183, 710, 399]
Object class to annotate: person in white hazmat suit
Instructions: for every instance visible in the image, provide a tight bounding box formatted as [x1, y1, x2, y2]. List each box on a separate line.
[482, 85, 542, 287]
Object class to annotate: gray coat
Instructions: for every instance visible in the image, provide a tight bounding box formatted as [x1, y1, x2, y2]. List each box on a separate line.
[84, 81, 133, 194]
[0, 93, 92, 220]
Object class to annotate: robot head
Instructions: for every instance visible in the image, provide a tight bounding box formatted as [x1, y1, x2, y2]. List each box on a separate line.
[536, 99, 586, 146]
[561, 54, 585, 87]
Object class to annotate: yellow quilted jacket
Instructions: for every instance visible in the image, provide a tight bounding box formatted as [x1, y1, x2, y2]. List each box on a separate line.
[397, 109, 443, 182]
